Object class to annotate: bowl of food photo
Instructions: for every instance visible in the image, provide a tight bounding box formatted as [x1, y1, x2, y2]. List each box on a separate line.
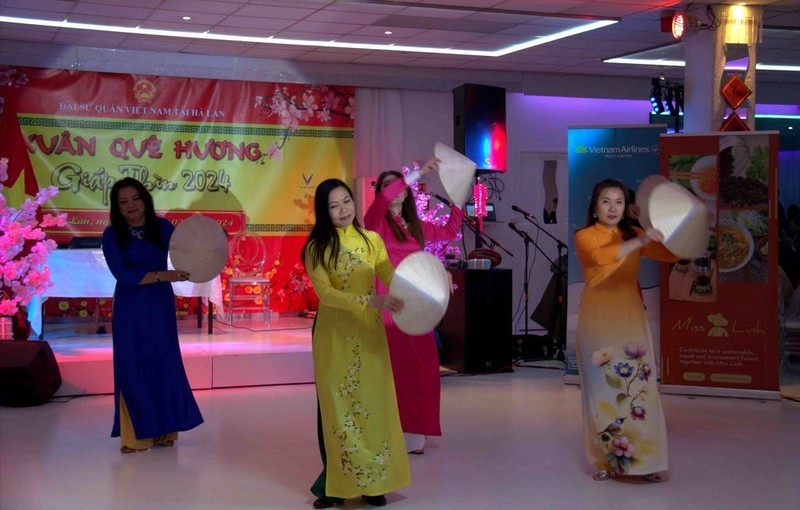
[717, 220, 754, 272]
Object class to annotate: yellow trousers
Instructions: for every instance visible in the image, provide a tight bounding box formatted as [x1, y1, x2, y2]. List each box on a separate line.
[119, 395, 179, 449]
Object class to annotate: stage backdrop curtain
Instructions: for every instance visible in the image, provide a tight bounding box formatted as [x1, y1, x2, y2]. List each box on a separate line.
[354, 88, 403, 178]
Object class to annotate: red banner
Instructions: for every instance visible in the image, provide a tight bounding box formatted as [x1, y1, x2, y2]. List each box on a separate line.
[1, 66, 354, 313]
[659, 132, 780, 395]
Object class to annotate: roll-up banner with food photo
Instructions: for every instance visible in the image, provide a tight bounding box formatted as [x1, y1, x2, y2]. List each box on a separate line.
[659, 132, 780, 399]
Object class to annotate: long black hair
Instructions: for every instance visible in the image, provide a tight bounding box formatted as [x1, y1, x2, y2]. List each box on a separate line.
[375, 170, 424, 248]
[584, 178, 637, 241]
[301, 178, 372, 271]
[109, 177, 164, 249]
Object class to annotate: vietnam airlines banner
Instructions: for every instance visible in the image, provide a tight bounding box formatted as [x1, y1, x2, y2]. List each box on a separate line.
[659, 132, 780, 397]
[0, 66, 355, 312]
[566, 125, 666, 382]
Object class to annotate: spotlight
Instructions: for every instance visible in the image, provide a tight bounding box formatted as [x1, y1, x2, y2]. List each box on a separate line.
[650, 79, 664, 113]
[665, 88, 677, 115]
[649, 76, 684, 116]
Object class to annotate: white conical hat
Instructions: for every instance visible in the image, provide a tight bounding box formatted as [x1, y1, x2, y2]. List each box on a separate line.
[389, 251, 451, 335]
[434, 142, 476, 207]
[169, 215, 229, 283]
[636, 174, 710, 259]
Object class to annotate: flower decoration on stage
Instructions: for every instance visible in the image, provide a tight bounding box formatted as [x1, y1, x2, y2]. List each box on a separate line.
[403, 162, 462, 263]
[0, 66, 29, 118]
[0, 157, 67, 317]
[253, 85, 355, 163]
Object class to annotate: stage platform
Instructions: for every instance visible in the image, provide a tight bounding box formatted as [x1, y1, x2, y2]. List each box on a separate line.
[40, 315, 315, 397]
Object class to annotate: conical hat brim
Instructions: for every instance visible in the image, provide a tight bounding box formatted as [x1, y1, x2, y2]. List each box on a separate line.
[435, 142, 475, 207]
[636, 175, 710, 259]
[389, 251, 451, 335]
[169, 215, 229, 283]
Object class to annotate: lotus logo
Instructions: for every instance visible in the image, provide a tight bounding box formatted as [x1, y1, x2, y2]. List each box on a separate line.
[575, 145, 589, 154]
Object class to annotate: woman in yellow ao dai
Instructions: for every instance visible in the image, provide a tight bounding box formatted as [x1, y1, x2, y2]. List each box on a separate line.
[574, 179, 678, 483]
[302, 179, 410, 507]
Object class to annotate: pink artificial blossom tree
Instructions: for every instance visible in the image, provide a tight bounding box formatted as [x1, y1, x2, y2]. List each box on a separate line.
[0, 157, 67, 320]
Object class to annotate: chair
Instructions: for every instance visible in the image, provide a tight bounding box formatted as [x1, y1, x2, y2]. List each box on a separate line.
[226, 230, 271, 326]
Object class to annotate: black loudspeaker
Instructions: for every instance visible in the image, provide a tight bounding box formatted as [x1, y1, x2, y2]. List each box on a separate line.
[453, 83, 507, 172]
[439, 268, 513, 374]
[0, 341, 62, 407]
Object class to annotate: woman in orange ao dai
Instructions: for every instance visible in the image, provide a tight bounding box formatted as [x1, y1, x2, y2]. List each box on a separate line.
[574, 178, 678, 482]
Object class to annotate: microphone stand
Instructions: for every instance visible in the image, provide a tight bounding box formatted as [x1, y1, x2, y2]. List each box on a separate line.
[519, 214, 567, 361]
[508, 224, 553, 347]
[428, 194, 513, 258]
[507, 225, 535, 345]
[463, 215, 513, 258]
[519, 214, 568, 254]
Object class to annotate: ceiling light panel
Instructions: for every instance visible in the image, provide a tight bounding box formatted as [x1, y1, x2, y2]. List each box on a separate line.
[398, 6, 472, 20]
[304, 9, 385, 24]
[71, 3, 150, 20]
[218, 17, 297, 31]
[148, 11, 225, 25]
[234, 5, 317, 20]
[351, 25, 428, 38]
[284, 20, 364, 35]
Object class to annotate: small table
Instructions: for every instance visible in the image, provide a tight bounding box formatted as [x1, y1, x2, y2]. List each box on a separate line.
[28, 249, 224, 338]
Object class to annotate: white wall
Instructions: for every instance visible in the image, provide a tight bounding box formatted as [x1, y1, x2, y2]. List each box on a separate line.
[490, 94, 653, 334]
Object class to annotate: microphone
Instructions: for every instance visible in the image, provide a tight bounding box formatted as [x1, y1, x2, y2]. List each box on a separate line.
[511, 205, 535, 220]
[508, 220, 531, 242]
[435, 193, 476, 228]
[431, 192, 451, 207]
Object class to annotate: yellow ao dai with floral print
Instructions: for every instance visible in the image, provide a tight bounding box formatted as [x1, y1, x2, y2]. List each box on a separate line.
[304, 225, 410, 498]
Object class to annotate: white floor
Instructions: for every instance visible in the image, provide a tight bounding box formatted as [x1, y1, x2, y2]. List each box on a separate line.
[2, 365, 799, 510]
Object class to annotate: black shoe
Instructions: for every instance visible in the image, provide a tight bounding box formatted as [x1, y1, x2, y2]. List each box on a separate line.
[312, 497, 335, 509]
[363, 495, 387, 506]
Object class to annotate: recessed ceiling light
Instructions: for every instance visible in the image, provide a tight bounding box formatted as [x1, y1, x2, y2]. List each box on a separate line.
[384, 31, 392, 35]
[183, 16, 192, 21]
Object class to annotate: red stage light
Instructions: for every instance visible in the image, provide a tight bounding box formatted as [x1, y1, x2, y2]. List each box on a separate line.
[672, 13, 686, 39]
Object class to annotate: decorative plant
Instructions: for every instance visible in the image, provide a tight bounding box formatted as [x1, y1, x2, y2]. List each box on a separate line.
[405, 162, 463, 262]
[0, 157, 67, 321]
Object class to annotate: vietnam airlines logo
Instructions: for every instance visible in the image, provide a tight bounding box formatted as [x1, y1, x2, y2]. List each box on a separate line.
[574, 145, 588, 154]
